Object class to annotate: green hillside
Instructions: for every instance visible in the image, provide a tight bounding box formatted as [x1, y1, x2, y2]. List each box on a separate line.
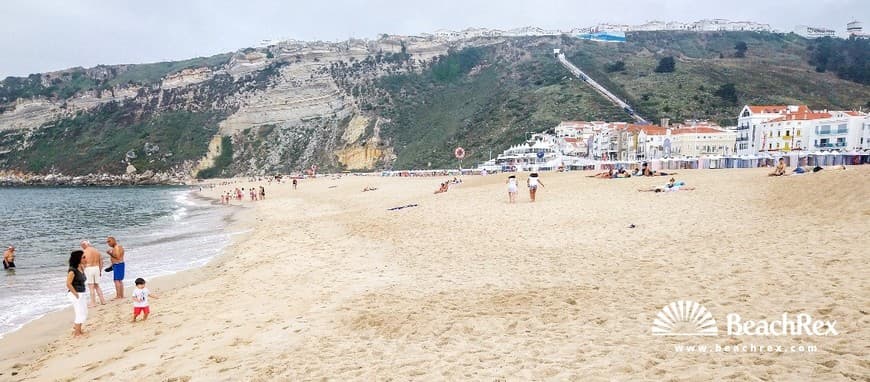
[558, 32, 869, 126]
[373, 42, 631, 169]
[373, 32, 869, 168]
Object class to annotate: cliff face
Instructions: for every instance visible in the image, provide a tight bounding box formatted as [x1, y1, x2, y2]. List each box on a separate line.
[1, 31, 868, 179]
[0, 35, 461, 177]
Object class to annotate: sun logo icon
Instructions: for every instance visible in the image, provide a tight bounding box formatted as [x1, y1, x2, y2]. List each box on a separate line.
[651, 300, 718, 336]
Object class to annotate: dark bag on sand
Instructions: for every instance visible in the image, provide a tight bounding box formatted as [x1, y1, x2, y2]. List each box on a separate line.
[105, 265, 113, 272]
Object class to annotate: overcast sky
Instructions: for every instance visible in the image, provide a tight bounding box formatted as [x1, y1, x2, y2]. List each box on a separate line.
[1, 0, 867, 77]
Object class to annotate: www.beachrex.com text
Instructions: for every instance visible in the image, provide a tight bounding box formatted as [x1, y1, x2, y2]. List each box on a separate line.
[673, 343, 818, 353]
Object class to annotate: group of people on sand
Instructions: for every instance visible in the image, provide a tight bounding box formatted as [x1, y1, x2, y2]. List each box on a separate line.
[769, 158, 847, 176]
[506, 173, 544, 203]
[588, 162, 676, 179]
[220, 185, 267, 204]
[64, 237, 157, 337]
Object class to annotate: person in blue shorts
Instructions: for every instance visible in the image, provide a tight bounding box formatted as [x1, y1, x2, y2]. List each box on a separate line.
[106, 236, 126, 299]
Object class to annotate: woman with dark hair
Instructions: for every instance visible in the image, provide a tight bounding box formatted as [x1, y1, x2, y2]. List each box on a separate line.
[66, 250, 88, 337]
[527, 173, 544, 202]
[506, 175, 518, 203]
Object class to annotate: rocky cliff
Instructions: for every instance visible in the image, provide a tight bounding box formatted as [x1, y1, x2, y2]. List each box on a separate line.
[0, 35, 466, 179]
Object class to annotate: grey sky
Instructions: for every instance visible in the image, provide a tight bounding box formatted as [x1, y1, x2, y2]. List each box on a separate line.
[1, 0, 866, 77]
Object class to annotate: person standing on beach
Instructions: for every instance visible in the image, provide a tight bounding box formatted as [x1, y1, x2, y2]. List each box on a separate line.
[292, 178, 298, 190]
[506, 175, 518, 203]
[106, 237, 126, 299]
[66, 250, 87, 337]
[81, 241, 106, 306]
[3, 245, 15, 270]
[527, 173, 544, 202]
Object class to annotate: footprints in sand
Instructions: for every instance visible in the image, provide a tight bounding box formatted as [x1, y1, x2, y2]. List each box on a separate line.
[164, 377, 191, 382]
[230, 337, 253, 347]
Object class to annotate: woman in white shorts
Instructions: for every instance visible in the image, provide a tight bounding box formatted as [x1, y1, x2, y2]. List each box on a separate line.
[527, 173, 544, 202]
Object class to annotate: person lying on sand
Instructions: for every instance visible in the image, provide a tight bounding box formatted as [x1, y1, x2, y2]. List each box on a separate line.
[362, 186, 378, 192]
[638, 186, 696, 192]
[665, 177, 686, 189]
[639, 179, 694, 192]
[587, 169, 613, 178]
[640, 163, 675, 177]
[588, 169, 622, 178]
[434, 182, 449, 194]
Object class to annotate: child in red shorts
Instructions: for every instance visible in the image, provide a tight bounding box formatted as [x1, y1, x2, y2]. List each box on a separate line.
[131, 277, 159, 322]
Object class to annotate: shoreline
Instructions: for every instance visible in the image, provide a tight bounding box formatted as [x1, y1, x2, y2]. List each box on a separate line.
[1, 169, 867, 381]
[0, 188, 235, 338]
[0, 189, 247, 374]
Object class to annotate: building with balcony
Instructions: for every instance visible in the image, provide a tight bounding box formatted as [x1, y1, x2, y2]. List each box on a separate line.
[740, 105, 869, 154]
[737, 105, 793, 155]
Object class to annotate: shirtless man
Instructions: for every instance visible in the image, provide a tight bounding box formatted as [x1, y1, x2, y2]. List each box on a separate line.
[106, 237, 126, 299]
[3, 246, 15, 270]
[769, 158, 786, 176]
[81, 241, 106, 306]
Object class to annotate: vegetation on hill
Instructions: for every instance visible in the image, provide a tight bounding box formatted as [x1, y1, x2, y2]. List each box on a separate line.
[807, 37, 869, 85]
[654, 56, 676, 73]
[0, 102, 225, 174]
[197, 136, 234, 179]
[0, 53, 231, 105]
[373, 42, 630, 169]
[106, 53, 232, 87]
[553, 31, 870, 127]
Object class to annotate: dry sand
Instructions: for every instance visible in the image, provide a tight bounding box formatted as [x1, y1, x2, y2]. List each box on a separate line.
[1, 167, 868, 381]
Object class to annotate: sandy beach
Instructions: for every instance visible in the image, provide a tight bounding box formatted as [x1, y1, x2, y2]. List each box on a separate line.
[1, 167, 868, 381]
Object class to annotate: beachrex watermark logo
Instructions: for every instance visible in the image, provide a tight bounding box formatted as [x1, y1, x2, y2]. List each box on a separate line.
[652, 300, 718, 336]
[651, 300, 839, 337]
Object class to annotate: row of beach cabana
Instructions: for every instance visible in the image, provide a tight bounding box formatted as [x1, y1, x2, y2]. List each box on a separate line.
[567, 150, 870, 171]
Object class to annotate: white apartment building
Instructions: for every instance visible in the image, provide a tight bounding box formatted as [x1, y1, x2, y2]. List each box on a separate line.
[737, 105, 793, 155]
[738, 105, 868, 154]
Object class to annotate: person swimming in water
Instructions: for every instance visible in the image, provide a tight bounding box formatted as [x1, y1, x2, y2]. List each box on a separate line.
[3, 245, 15, 270]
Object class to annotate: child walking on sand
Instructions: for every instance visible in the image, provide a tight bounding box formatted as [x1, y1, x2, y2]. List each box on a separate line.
[131, 278, 159, 323]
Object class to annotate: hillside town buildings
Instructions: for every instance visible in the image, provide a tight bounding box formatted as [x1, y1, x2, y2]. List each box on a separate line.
[551, 120, 736, 161]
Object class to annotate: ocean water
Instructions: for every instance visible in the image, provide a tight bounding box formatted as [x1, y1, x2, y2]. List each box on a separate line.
[0, 187, 231, 338]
